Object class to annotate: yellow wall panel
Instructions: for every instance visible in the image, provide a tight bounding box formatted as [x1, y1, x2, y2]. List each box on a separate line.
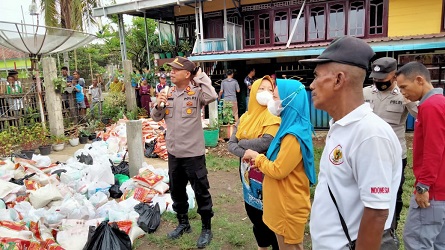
[175, 0, 270, 16]
[388, 0, 443, 37]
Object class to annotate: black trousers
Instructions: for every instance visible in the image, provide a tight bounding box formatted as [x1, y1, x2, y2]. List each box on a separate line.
[168, 153, 214, 219]
[392, 158, 407, 231]
[244, 202, 279, 249]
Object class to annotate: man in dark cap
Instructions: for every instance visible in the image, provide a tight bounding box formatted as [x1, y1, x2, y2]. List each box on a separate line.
[151, 56, 218, 248]
[364, 57, 418, 238]
[155, 72, 168, 95]
[300, 36, 401, 250]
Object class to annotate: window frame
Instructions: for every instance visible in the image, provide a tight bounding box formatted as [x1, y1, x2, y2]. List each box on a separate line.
[366, 0, 388, 37]
[327, 2, 347, 39]
[348, 0, 366, 38]
[273, 9, 290, 45]
[307, 3, 327, 41]
[290, 7, 306, 44]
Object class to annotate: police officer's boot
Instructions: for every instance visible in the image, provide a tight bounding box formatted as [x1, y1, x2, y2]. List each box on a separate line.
[196, 217, 213, 248]
[167, 213, 192, 239]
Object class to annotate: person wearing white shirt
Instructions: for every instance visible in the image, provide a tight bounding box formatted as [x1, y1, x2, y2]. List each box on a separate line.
[300, 36, 401, 250]
[88, 78, 103, 118]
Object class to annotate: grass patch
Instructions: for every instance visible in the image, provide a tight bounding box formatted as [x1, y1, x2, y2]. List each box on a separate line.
[205, 153, 239, 172]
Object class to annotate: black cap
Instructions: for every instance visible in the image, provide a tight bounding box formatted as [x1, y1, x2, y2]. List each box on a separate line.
[369, 57, 397, 80]
[8, 70, 18, 76]
[299, 36, 375, 70]
[168, 56, 196, 72]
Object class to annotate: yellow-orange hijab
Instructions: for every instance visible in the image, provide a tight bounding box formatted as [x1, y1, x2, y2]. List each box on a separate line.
[236, 75, 281, 140]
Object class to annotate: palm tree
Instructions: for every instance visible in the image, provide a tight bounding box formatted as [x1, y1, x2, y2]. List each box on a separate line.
[40, 0, 98, 30]
[40, 0, 99, 67]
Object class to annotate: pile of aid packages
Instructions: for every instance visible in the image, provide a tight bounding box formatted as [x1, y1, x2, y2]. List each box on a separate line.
[0, 119, 197, 250]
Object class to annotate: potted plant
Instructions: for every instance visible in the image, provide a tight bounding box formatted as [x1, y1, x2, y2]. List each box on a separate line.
[17, 126, 38, 159]
[137, 107, 148, 119]
[218, 101, 236, 140]
[79, 127, 90, 144]
[52, 76, 67, 92]
[86, 121, 99, 140]
[203, 118, 219, 147]
[161, 41, 175, 59]
[52, 134, 67, 151]
[179, 40, 192, 57]
[68, 126, 80, 147]
[34, 124, 53, 155]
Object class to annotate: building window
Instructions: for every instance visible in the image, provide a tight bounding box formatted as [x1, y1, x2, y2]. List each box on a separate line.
[328, 4, 345, 39]
[244, 15, 255, 46]
[274, 11, 288, 43]
[369, 0, 384, 35]
[309, 6, 326, 40]
[348, 1, 365, 36]
[177, 23, 190, 41]
[259, 13, 271, 45]
[291, 9, 305, 42]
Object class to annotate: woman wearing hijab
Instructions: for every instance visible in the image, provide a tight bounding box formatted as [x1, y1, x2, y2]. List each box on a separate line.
[243, 79, 316, 250]
[139, 78, 152, 116]
[228, 75, 281, 250]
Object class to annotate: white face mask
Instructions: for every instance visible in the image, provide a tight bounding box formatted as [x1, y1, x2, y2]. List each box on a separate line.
[267, 99, 282, 116]
[256, 91, 273, 106]
[267, 88, 302, 116]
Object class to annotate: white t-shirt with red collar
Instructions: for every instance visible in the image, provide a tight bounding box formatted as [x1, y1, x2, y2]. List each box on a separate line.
[310, 103, 402, 250]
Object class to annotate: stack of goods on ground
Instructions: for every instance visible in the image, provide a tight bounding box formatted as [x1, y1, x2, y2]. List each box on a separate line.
[97, 118, 168, 161]
[0, 141, 196, 250]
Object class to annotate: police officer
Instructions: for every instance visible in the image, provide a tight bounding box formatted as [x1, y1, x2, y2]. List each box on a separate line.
[151, 57, 218, 248]
[364, 57, 418, 239]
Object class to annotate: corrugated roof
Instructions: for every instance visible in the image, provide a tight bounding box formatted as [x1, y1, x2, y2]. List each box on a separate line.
[192, 33, 445, 56]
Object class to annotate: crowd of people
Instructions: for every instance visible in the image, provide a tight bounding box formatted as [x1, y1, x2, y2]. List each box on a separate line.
[154, 38, 444, 250]
[58, 66, 170, 121]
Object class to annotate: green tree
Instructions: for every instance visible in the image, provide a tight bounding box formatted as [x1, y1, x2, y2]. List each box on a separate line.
[40, 0, 98, 30]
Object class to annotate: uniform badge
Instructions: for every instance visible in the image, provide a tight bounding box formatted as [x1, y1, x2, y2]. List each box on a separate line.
[168, 92, 172, 97]
[185, 86, 191, 92]
[186, 101, 193, 106]
[186, 108, 192, 114]
[165, 109, 170, 115]
[374, 65, 380, 72]
[329, 145, 344, 165]
[171, 86, 176, 92]
[187, 91, 195, 96]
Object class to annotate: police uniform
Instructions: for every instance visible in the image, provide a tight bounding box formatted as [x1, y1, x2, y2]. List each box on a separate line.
[364, 85, 417, 159]
[151, 57, 217, 247]
[151, 72, 217, 216]
[364, 57, 418, 234]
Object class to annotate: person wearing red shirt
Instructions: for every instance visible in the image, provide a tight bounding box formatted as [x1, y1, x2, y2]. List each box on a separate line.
[396, 62, 445, 250]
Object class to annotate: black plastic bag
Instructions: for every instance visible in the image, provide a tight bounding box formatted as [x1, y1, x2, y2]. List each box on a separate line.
[9, 173, 36, 185]
[109, 184, 123, 199]
[77, 153, 93, 165]
[134, 202, 161, 233]
[83, 220, 131, 250]
[111, 151, 129, 176]
[144, 140, 158, 158]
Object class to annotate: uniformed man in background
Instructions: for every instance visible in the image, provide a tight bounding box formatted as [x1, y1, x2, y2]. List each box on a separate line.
[151, 56, 218, 249]
[364, 57, 418, 241]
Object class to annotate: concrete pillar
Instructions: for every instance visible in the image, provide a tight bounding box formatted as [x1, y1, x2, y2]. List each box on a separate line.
[126, 120, 143, 177]
[42, 57, 64, 136]
[123, 60, 137, 112]
[209, 100, 218, 127]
